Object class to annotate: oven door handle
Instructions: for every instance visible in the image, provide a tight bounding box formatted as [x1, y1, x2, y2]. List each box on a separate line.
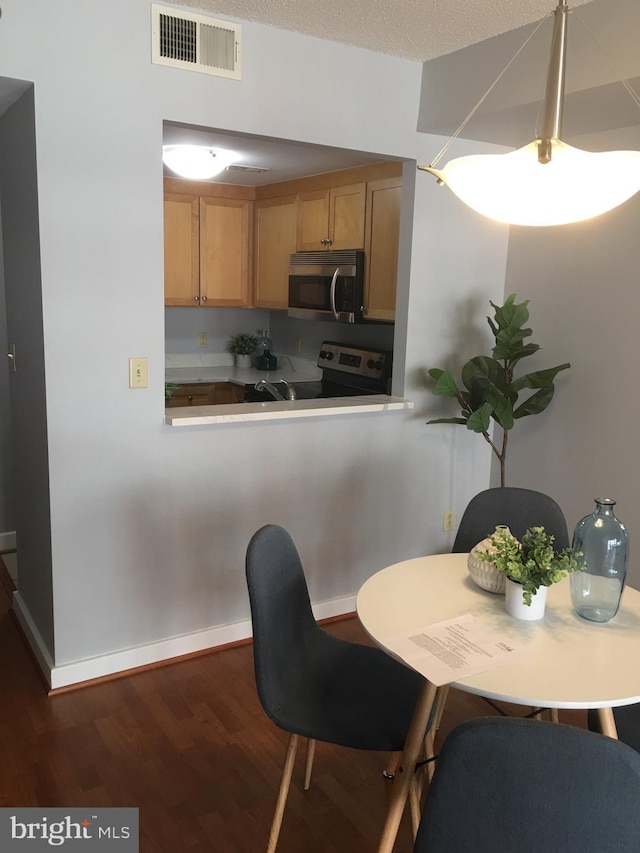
[329, 266, 341, 321]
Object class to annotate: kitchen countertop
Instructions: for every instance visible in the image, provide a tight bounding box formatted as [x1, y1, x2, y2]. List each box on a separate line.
[165, 394, 413, 426]
[164, 352, 412, 426]
[165, 364, 321, 386]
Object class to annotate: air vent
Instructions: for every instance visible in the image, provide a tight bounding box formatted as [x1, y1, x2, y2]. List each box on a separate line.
[227, 164, 270, 174]
[151, 4, 241, 80]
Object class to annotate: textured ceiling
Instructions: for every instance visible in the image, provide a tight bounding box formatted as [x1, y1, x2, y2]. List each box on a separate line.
[176, 0, 593, 61]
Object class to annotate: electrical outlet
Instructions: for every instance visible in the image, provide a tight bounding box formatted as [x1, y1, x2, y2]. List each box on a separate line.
[129, 357, 148, 389]
[198, 332, 207, 348]
[443, 509, 455, 532]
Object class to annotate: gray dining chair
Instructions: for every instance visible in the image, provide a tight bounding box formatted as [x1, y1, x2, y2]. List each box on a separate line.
[452, 486, 569, 722]
[245, 523, 435, 852]
[414, 717, 640, 853]
[452, 486, 570, 553]
[589, 706, 640, 753]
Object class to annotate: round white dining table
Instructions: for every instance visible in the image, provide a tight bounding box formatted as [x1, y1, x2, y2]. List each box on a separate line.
[356, 552, 640, 853]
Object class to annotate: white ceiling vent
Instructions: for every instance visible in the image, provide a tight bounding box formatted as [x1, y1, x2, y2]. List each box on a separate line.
[151, 4, 241, 80]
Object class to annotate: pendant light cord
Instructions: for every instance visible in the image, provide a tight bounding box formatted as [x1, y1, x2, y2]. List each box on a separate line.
[429, 14, 551, 168]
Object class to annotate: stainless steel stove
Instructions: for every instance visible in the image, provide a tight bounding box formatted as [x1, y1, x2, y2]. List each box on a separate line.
[244, 341, 392, 402]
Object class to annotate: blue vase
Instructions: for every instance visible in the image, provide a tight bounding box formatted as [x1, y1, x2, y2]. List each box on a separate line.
[570, 498, 629, 623]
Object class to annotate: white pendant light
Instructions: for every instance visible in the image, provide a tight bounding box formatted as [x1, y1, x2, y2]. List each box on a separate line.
[419, 1, 640, 227]
[162, 145, 239, 180]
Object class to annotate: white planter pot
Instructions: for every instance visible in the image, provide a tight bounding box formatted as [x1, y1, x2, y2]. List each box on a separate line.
[235, 354, 252, 368]
[504, 578, 547, 621]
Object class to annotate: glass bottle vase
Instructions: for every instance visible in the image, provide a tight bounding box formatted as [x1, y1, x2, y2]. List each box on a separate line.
[570, 498, 629, 623]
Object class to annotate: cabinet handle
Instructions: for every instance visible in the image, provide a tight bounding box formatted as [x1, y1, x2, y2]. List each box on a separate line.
[201, 295, 208, 303]
[194, 296, 200, 303]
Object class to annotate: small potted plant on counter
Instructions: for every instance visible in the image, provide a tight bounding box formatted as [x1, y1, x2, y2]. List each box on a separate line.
[475, 525, 584, 620]
[228, 333, 258, 368]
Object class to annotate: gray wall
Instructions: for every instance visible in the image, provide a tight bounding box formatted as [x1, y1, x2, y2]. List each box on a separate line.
[0, 87, 54, 653]
[0, 0, 509, 680]
[504, 124, 640, 587]
[0, 204, 12, 535]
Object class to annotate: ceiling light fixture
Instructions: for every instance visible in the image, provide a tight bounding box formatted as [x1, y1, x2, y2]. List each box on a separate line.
[419, 0, 640, 227]
[162, 145, 239, 180]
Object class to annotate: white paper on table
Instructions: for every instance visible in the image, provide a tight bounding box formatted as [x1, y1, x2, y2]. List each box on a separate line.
[382, 613, 527, 686]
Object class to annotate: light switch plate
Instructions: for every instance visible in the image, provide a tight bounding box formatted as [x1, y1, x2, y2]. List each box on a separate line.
[129, 357, 148, 388]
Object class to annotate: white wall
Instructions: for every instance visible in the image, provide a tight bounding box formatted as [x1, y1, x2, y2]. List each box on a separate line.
[505, 125, 640, 588]
[0, 0, 509, 682]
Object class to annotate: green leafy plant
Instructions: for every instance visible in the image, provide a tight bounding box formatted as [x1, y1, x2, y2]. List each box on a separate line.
[427, 294, 570, 486]
[476, 525, 584, 605]
[228, 333, 258, 356]
[164, 382, 180, 401]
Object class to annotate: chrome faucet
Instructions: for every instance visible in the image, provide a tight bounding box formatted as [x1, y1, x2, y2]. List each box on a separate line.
[254, 379, 297, 401]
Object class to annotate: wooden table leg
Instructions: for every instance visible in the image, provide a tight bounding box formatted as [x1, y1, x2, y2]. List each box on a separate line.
[377, 680, 439, 853]
[597, 707, 619, 739]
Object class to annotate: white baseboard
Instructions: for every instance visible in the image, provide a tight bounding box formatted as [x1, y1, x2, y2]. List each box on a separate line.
[0, 530, 16, 552]
[14, 592, 356, 690]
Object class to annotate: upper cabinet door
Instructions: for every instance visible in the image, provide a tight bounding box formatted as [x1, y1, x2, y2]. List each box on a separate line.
[295, 182, 366, 251]
[329, 183, 366, 250]
[164, 193, 200, 307]
[199, 196, 253, 307]
[254, 195, 297, 310]
[296, 188, 330, 251]
[363, 177, 402, 323]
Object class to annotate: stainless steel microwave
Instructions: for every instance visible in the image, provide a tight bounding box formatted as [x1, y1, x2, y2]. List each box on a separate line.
[288, 250, 365, 323]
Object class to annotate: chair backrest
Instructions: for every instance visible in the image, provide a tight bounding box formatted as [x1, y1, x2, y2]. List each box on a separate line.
[452, 486, 569, 552]
[414, 717, 640, 853]
[589, 705, 640, 754]
[245, 524, 324, 727]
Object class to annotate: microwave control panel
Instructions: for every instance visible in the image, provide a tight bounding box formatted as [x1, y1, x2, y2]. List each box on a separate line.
[318, 341, 390, 381]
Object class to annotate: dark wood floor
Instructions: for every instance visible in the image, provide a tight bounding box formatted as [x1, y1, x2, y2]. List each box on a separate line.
[0, 568, 587, 852]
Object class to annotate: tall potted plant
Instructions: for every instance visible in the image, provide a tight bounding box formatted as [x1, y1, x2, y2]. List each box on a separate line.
[427, 294, 570, 486]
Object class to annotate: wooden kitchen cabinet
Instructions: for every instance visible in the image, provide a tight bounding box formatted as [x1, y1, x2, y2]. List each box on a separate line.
[296, 183, 366, 251]
[363, 176, 402, 322]
[163, 192, 200, 306]
[165, 382, 245, 407]
[199, 195, 253, 307]
[254, 195, 297, 309]
[165, 383, 214, 407]
[163, 179, 253, 308]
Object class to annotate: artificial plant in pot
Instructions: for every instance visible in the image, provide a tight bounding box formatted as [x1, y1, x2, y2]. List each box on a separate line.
[476, 525, 584, 613]
[427, 294, 570, 486]
[228, 333, 258, 365]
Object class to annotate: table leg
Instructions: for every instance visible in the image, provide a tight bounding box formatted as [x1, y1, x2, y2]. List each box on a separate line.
[597, 707, 619, 739]
[377, 680, 439, 853]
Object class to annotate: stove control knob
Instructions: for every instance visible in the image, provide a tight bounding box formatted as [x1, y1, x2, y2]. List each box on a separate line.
[368, 359, 383, 371]
[321, 350, 334, 361]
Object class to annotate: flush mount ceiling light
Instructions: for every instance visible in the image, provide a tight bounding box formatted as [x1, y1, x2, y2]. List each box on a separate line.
[162, 145, 239, 180]
[419, 0, 640, 227]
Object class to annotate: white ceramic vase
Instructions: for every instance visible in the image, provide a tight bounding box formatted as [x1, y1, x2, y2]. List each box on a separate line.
[235, 354, 252, 368]
[467, 526, 514, 594]
[504, 577, 547, 621]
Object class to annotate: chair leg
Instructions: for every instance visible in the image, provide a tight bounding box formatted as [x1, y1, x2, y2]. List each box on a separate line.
[549, 708, 559, 723]
[409, 774, 423, 839]
[423, 729, 437, 783]
[303, 738, 316, 791]
[268, 733, 299, 853]
[432, 685, 449, 732]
